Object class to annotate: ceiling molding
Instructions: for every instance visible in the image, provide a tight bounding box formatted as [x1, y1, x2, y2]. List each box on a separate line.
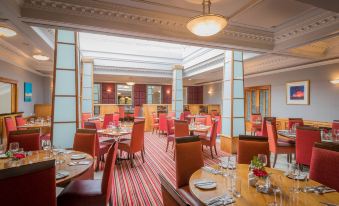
[94, 65, 172, 78]
[184, 54, 224, 77]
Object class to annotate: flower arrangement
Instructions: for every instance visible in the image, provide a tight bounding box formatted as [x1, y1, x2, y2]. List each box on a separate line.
[250, 156, 268, 178]
[5, 151, 26, 160]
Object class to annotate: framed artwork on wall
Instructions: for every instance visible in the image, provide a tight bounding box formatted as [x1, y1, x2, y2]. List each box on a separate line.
[24, 82, 32, 102]
[286, 80, 310, 105]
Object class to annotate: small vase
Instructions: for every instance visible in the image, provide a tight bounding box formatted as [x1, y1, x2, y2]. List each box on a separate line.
[248, 171, 258, 187]
[256, 176, 271, 193]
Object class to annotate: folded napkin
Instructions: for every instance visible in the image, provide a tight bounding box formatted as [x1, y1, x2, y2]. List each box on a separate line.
[202, 166, 223, 175]
[205, 194, 235, 206]
[194, 179, 216, 187]
[68, 160, 91, 166]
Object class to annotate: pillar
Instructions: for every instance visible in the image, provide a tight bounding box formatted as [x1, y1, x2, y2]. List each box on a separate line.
[172, 65, 184, 118]
[220, 50, 245, 153]
[51, 30, 79, 148]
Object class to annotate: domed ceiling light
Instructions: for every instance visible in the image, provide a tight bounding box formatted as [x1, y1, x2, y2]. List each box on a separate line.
[186, 0, 227, 37]
[0, 26, 17, 37]
[126, 82, 135, 86]
[33, 54, 49, 61]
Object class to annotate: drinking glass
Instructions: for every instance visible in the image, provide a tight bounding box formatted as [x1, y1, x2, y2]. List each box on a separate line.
[268, 174, 283, 206]
[287, 162, 301, 193]
[258, 154, 268, 167]
[42, 140, 52, 151]
[233, 176, 242, 198]
[0, 144, 5, 155]
[219, 156, 229, 176]
[9, 142, 19, 153]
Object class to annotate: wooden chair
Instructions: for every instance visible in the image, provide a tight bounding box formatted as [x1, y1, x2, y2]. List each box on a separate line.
[8, 129, 40, 151]
[173, 120, 190, 160]
[237, 135, 270, 165]
[159, 173, 191, 206]
[200, 120, 218, 158]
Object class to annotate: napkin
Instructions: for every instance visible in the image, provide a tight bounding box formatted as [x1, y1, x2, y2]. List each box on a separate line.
[205, 194, 235, 206]
[194, 179, 216, 187]
[202, 166, 223, 175]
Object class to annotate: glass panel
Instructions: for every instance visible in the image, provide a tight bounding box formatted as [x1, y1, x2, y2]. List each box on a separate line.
[83, 64, 92, 75]
[117, 84, 132, 105]
[233, 51, 243, 61]
[83, 76, 92, 87]
[58, 30, 75, 44]
[176, 79, 183, 89]
[53, 123, 76, 148]
[259, 90, 265, 115]
[0, 82, 12, 113]
[147, 85, 161, 104]
[222, 99, 231, 117]
[56, 44, 75, 69]
[223, 62, 232, 80]
[233, 80, 244, 98]
[265, 90, 269, 117]
[183, 87, 188, 105]
[246, 92, 251, 121]
[83, 87, 92, 99]
[234, 61, 243, 79]
[82, 99, 92, 113]
[233, 118, 245, 136]
[55, 70, 75, 95]
[176, 89, 183, 101]
[233, 99, 244, 117]
[54, 97, 76, 122]
[251, 91, 256, 114]
[93, 83, 100, 104]
[223, 81, 231, 98]
[222, 117, 231, 136]
[176, 70, 182, 79]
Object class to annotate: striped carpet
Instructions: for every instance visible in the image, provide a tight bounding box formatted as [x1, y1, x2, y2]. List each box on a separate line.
[109, 132, 228, 206]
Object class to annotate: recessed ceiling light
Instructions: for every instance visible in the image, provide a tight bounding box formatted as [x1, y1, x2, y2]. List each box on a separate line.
[0, 26, 17, 37]
[188, 79, 192, 81]
[33, 54, 49, 61]
[126, 82, 135, 86]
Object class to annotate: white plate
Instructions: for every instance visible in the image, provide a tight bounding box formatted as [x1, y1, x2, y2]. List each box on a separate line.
[0, 154, 8, 159]
[56, 170, 70, 180]
[71, 154, 86, 160]
[194, 179, 217, 190]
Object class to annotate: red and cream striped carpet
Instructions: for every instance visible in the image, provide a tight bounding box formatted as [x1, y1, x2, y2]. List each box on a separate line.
[110, 132, 227, 206]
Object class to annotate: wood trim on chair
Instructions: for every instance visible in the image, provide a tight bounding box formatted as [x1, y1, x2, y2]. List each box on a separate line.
[159, 173, 189, 206]
[314, 142, 339, 152]
[238, 135, 268, 141]
[9, 129, 40, 135]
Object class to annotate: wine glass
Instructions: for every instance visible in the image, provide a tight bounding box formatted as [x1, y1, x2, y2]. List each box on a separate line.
[42, 140, 51, 151]
[268, 174, 283, 206]
[258, 154, 268, 167]
[9, 142, 19, 153]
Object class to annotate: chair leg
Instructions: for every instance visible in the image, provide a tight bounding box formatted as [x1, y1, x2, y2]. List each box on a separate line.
[130, 153, 134, 167]
[273, 153, 278, 168]
[210, 146, 214, 159]
[166, 140, 169, 152]
[173, 149, 176, 161]
[172, 141, 174, 149]
[141, 151, 145, 163]
[201, 144, 203, 151]
[214, 144, 218, 156]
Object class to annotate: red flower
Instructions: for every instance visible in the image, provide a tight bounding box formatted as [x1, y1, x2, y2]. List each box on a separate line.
[253, 168, 268, 178]
[13, 153, 25, 159]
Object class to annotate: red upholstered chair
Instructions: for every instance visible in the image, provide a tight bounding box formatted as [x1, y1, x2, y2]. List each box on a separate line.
[211, 110, 218, 118]
[237, 135, 270, 166]
[168, 111, 176, 118]
[89, 119, 102, 130]
[113, 113, 120, 126]
[159, 113, 168, 137]
[15, 115, 26, 127]
[205, 115, 212, 126]
[58, 142, 118, 206]
[4, 117, 17, 137]
[200, 120, 218, 158]
[102, 114, 114, 129]
[134, 106, 141, 118]
[0, 160, 56, 206]
[183, 111, 191, 121]
[256, 117, 276, 137]
[266, 120, 295, 168]
[332, 120, 339, 137]
[81, 113, 92, 128]
[310, 142, 339, 191]
[118, 121, 145, 167]
[152, 112, 159, 134]
[8, 129, 40, 151]
[173, 120, 190, 160]
[175, 136, 203, 205]
[195, 117, 206, 125]
[159, 173, 192, 206]
[166, 118, 175, 152]
[119, 106, 125, 120]
[288, 118, 304, 130]
[214, 116, 222, 135]
[295, 126, 321, 166]
[250, 113, 262, 135]
[179, 112, 184, 121]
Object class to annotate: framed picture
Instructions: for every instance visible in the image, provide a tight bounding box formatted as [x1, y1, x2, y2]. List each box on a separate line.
[24, 82, 32, 102]
[286, 80, 310, 105]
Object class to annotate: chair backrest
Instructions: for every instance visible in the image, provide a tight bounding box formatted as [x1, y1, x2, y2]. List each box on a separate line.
[211, 110, 218, 118]
[159, 113, 168, 131]
[237, 135, 270, 165]
[134, 106, 141, 118]
[332, 120, 339, 137]
[296, 126, 321, 166]
[73, 129, 97, 157]
[166, 118, 175, 135]
[84, 121, 98, 130]
[130, 121, 145, 153]
[15, 115, 26, 127]
[310, 142, 339, 191]
[4, 117, 17, 137]
[205, 115, 212, 126]
[195, 117, 206, 125]
[159, 173, 190, 206]
[168, 112, 175, 118]
[118, 106, 125, 118]
[174, 120, 189, 138]
[151, 112, 158, 124]
[183, 111, 191, 121]
[113, 113, 120, 126]
[102, 142, 119, 203]
[288, 118, 304, 129]
[266, 120, 278, 153]
[214, 116, 222, 135]
[0, 160, 56, 206]
[175, 136, 204, 188]
[260, 117, 276, 137]
[250, 113, 262, 122]
[8, 129, 40, 151]
[103, 114, 114, 129]
[179, 113, 184, 121]
[209, 120, 218, 145]
[81, 113, 92, 128]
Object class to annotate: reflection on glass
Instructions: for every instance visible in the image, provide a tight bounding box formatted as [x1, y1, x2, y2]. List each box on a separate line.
[117, 84, 132, 105]
[93, 83, 101, 104]
[0, 82, 12, 114]
[246, 92, 251, 121]
[147, 85, 162, 104]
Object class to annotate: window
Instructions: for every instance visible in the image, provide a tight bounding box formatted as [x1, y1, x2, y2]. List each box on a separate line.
[183, 87, 188, 105]
[245, 85, 271, 121]
[117, 84, 132, 105]
[147, 85, 162, 104]
[0, 78, 17, 114]
[93, 83, 101, 104]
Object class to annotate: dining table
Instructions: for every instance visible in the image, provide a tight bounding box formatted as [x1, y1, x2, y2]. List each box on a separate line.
[0, 150, 93, 187]
[189, 164, 339, 206]
[17, 121, 51, 136]
[277, 130, 334, 143]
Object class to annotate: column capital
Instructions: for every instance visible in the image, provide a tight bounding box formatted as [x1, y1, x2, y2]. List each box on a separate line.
[82, 57, 94, 63]
[172, 64, 184, 70]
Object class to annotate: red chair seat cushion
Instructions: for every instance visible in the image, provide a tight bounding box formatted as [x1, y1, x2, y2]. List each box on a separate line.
[57, 180, 105, 206]
[167, 134, 175, 141]
[177, 185, 202, 206]
[275, 141, 295, 154]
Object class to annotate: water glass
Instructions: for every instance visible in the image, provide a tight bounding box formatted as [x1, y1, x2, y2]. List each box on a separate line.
[258, 154, 268, 167]
[9, 142, 19, 153]
[268, 174, 283, 206]
[42, 140, 52, 151]
[0, 144, 5, 155]
[233, 176, 242, 198]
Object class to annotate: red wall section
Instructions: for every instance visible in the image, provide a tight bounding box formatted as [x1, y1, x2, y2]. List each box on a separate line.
[133, 84, 146, 106]
[162, 85, 172, 104]
[101, 83, 115, 104]
[187, 86, 203, 104]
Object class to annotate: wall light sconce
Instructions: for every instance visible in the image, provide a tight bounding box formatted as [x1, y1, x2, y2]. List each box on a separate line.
[208, 90, 213, 95]
[330, 79, 339, 84]
[106, 88, 112, 92]
[166, 90, 170, 94]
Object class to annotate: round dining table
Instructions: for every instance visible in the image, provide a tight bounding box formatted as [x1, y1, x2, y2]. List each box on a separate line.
[189, 164, 339, 206]
[0, 150, 93, 187]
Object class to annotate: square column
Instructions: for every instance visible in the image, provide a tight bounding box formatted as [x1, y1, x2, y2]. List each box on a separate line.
[172, 65, 184, 118]
[220, 50, 245, 153]
[81, 59, 94, 114]
[51, 30, 79, 148]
